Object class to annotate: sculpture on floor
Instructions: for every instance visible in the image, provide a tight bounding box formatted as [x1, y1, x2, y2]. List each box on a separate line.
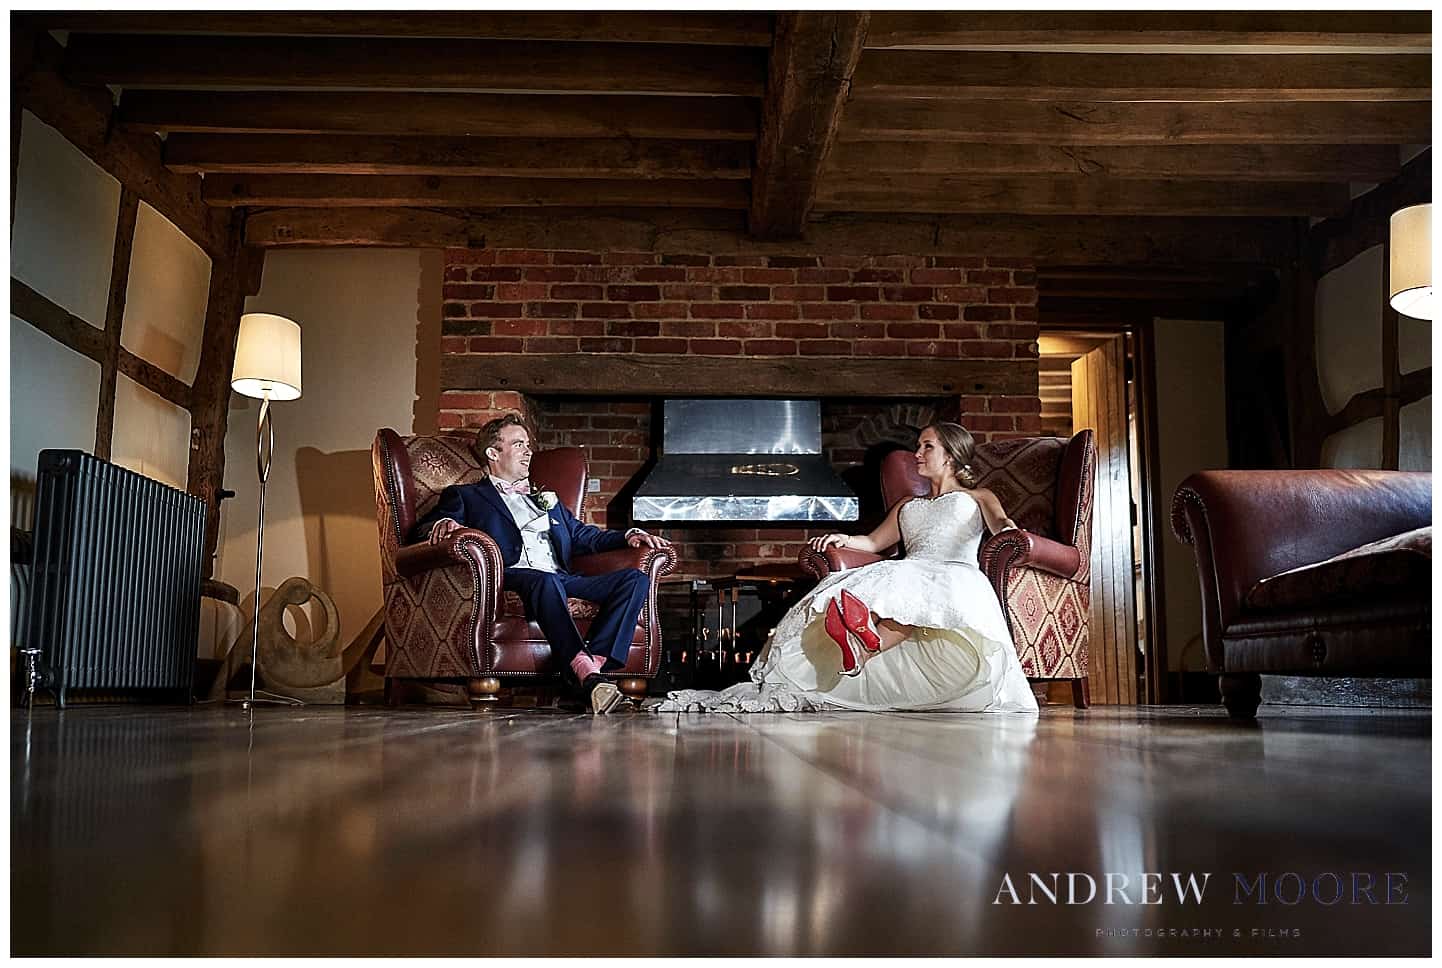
[210, 577, 345, 703]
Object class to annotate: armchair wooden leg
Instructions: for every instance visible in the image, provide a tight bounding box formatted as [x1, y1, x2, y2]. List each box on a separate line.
[1219, 673, 1262, 720]
[1070, 676, 1091, 709]
[468, 676, 502, 708]
[617, 677, 648, 705]
[384, 677, 402, 707]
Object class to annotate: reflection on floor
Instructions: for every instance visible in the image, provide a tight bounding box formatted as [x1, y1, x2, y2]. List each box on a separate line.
[10, 704, 1430, 956]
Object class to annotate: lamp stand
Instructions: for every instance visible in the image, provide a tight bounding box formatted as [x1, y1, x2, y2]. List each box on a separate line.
[234, 393, 301, 710]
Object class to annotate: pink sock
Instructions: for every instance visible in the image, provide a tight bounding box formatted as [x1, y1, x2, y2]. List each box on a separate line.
[570, 652, 604, 680]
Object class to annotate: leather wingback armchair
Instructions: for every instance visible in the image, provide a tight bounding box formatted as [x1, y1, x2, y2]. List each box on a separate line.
[371, 428, 677, 705]
[1171, 469, 1430, 719]
[799, 430, 1096, 708]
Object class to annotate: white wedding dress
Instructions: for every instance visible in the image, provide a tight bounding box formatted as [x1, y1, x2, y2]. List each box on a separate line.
[656, 490, 1039, 713]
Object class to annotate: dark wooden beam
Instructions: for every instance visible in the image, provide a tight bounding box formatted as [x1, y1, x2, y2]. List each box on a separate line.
[749, 12, 869, 239]
[244, 207, 1294, 265]
[12, 277, 107, 360]
[853, 51, 1430, 101]
[187, 244, 264, 575]
[95, 189, 141, 461]
[827, 143, 1402, 183]
[1323, 367, 1433, 436]
[816, 176, 1350, 217]
[840, 99, 1432, 145]
[202, 174, 751, 209]
[865, 12, 1433, 49]
[38, 12, 774, 46]
[11, 276, 193, 410]
[1039, 295, 1246, 321]
[164, 134, 752, 179]
[14, 32, 229, 257]
[443, 353, 1036, 398]
[118, 91, 759, 141]
[1308, 149, 1433, 277]
[65, 34, 767, 96]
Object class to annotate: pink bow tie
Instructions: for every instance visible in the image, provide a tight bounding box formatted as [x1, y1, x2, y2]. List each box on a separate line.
[492, 478, 531, 496]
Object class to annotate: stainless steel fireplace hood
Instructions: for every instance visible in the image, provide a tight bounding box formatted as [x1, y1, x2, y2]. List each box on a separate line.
[632, 399, 859, 523]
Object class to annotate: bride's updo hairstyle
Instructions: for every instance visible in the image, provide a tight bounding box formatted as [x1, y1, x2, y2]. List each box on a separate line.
[924, 421, 979, 487]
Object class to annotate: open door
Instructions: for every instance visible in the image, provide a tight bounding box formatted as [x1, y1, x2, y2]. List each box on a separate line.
[1072, 338, 1139, 704]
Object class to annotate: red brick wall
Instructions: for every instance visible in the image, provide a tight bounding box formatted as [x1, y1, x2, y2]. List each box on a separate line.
[435, 247, 1040, 577]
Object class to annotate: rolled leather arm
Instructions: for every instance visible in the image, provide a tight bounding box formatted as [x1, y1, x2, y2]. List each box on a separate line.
[798, 546, 885, 581]
[395, 527, 504, 581]
[979, 529, 1082, 582]
[571, 545, 678, 578]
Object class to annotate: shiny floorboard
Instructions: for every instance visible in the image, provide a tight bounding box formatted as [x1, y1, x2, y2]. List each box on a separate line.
[10, 704, 1431, 956]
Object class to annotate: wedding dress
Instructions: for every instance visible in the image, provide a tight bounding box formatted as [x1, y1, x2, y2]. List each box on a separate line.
[656, 489, 1039, 713]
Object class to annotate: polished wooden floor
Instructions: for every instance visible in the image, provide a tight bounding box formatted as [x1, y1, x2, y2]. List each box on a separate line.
[10, 703, 1430, 956]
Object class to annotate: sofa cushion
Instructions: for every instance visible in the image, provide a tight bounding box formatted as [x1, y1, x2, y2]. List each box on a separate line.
[1245, 526, 1431, 612]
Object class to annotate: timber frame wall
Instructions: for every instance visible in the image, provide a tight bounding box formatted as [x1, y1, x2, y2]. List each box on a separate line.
[12, 28, 262, 572]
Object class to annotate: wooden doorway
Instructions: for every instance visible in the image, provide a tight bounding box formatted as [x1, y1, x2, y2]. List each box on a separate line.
[1039, 331, 1144, 704]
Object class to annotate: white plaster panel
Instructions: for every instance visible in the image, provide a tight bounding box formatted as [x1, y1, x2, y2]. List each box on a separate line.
[111, 373, 193, 489]
[1320, 417, 1383, 469]
[1314, 245, 1384, 416]
[9, 315, 102, 479]
[11, 111, 121, 328]
[1399, 397, 1431, 472]
[120, 202, 213, 384]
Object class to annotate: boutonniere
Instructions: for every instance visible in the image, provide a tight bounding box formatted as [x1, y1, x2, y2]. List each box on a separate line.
[533, 487, 559, 511]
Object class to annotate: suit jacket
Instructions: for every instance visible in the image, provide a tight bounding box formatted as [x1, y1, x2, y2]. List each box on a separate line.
[411, 477, 627, 571]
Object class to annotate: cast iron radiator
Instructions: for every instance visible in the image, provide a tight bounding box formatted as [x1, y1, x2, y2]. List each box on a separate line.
[22, 450, 206, 706]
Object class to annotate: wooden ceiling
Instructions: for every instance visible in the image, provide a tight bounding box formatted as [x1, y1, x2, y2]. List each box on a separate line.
[25, 11, 1432, 242]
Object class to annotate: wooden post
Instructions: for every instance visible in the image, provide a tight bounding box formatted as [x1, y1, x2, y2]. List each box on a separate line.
[94, 189, 141, 460]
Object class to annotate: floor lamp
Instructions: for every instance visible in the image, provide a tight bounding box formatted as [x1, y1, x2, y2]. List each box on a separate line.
[1389, 203, 1433, 320]
[231, 312, 303, 709]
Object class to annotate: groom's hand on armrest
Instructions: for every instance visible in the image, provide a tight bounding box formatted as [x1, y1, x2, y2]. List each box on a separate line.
[624, 528, 673, 550]
[427, 518, 463, 544]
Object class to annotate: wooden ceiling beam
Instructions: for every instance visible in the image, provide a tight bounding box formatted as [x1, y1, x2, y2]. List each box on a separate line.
[203, 174, 750, 209]
[865, 12, 1433, 49]
[165, 134, 752, 179]
[749, 12, 869, 239]
[853, 51, 1429, 101]
[64, 34, 767, 96]
[816, 176, 1350, 217]
[243, 207, 1293, 266]
[38, 12, 774, 45]
[826, 143, 1401, 182]
[840, 99, 1431, 145]
[118, 91, 759, 140]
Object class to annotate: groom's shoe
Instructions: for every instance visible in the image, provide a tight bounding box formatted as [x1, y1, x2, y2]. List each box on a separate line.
[839, 590, 882, 653]
[584, 675, 625, 715]
[824, 598, 864, 677]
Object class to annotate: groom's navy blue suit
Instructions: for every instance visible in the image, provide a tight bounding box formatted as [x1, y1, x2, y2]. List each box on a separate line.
[411, 477, 648, 670]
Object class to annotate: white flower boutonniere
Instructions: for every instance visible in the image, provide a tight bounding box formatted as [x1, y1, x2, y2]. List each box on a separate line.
[533, 489, 559, 512]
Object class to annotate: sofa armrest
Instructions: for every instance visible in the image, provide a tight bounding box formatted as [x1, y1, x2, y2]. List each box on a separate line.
[979, 529, 1082, 583]
[395, 527, 503, 580]
[571, 545, 678, 579]
[798, 546, 886, 581]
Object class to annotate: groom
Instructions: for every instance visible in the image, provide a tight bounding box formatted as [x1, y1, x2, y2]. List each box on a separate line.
[412, 413, 672, 714]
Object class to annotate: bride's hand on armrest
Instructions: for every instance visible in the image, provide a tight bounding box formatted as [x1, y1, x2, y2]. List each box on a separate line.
[808, 533, 849, 553]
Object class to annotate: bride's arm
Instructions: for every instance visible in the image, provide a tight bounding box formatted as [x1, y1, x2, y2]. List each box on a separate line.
[972, 488, 1019, 534]
[807, 497, 909, 554]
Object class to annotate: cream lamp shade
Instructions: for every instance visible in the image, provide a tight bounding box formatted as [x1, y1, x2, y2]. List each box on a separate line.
[1389, 203, 1433, 320]
[231, 313, 302, 400]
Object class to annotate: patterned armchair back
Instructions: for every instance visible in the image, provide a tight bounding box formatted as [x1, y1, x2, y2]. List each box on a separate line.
[879, 430, 1095, 552]
[371, 429, 588, 575]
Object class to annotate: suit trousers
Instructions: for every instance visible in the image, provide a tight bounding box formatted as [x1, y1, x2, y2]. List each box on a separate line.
[502, 567, 650, 670]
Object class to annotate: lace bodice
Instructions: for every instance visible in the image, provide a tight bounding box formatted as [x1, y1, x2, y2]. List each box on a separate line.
[898, 490, 985, 565]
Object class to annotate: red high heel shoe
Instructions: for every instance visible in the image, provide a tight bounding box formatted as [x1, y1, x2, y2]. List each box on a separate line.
[824, 598, 865, 676]
[839, 590, 882, 653]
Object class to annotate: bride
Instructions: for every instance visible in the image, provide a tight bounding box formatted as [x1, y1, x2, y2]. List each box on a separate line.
[657, 422, 1039, 714]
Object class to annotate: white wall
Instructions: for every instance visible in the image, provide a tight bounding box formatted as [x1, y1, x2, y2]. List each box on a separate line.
[1154, 319, 1229, 672]
[213, 249, 428, 659]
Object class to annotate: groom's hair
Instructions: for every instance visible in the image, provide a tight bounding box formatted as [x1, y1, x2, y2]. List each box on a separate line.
[475, 412, 528, 467]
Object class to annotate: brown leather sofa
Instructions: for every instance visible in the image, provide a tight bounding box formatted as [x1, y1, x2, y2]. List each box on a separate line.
[800, 431, 1096, 708]
[1171, 469, 1431, 719]
[371, 429, 677, 706]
